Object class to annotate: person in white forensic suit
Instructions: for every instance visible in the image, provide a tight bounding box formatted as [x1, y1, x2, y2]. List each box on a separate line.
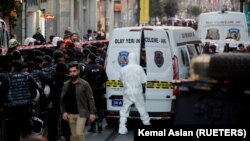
[118, 52, 151, 135]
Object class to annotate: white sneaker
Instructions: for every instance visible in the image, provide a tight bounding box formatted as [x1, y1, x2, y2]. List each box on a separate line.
[118, 125, 128, 134]
[142, 120, 151, 125]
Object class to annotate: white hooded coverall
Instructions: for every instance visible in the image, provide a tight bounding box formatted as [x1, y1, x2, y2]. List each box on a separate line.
[118, 52, 150, 134]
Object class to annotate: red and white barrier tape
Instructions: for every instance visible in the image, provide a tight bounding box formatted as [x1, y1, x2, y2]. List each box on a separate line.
[16, 40, 109, 51]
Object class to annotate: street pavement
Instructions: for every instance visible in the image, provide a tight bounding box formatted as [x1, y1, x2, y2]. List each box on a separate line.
[85, 121, 116, 141]
[85, 119, 135, 141]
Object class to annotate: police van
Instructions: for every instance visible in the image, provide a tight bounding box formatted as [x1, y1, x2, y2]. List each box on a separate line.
[197, 11, 249, 52]
[105, 26, 202, 126]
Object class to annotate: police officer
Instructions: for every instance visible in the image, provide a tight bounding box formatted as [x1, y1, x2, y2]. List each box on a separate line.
[47, 62, 70, 141]
[29, 56, 48, 122]
[30, 56, 46, 88]
[0, 60, 41, 141]
[83, 53, 108, 132]
[42, 55, 53, 80]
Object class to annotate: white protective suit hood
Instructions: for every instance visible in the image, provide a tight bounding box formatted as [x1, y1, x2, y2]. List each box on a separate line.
[52, 37, 63, 46]
[120, 52, 146, 99]
[128, 52, 137, 65]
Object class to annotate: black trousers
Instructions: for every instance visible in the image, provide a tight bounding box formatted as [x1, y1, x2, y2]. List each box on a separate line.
[4, 106, 32, 141]
[93, 90, 105, 120]
[88, 89, 105, 130]
[47, 108, 60, 141]
[47, 108, 71, 140]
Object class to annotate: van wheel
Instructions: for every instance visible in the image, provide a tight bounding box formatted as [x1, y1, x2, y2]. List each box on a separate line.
[208, 53, 250, 80]
[105, 118, 119, 127]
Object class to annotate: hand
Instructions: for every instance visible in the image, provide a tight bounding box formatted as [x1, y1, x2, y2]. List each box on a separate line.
[48, 102, 53, 108]
[31, 109, 36, 115]
[63, 112, 69, 121]
[89, 114, 96, 122]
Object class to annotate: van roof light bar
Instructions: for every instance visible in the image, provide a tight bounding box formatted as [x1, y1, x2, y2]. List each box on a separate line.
[129, 27, 153, 32]
[129, 29, 141, 31]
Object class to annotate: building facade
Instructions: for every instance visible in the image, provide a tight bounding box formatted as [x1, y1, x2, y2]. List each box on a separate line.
[23, 0, 101, 42]
[242, 0, 250, 29]
[23, 0, 140, 41]
[7, 0, 141, 43]
[178, 0, 241, 20]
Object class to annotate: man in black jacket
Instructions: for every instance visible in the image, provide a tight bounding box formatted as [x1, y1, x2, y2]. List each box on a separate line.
[83, 53, 108, 132]
[33, 27, 46, 45]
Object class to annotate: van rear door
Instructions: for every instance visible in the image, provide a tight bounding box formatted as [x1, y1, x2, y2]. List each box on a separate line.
[143, 28, 174, 114]
[106, 28, 142, 111]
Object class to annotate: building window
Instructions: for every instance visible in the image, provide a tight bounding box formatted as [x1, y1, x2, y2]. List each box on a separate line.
[28, 0, 38, 7]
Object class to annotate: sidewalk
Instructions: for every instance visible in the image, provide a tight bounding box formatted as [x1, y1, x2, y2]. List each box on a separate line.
[85, 120, 116, 141]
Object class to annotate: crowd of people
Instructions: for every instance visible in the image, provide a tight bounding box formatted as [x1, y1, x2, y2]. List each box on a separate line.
[0, 28, 108, 141]
[202, 37, 250, 54]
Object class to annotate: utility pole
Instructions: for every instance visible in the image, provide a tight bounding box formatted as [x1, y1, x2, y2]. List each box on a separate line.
[22, 0, 27, 44]
[138, 0, 140, 26]
[126, 0, 128, 26]
[240, 0, 243, 12]
[70, 0, 74, 29]
[109, 0, 114, 38]
[104, 0, 107, 32]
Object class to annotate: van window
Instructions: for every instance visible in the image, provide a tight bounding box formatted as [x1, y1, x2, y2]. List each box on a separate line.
[180, 48, 190, 67]
[195, 44, 203, 54]
[178, 47, 190, 78]
[186, 44, 198, 59]
[140, 49, 146, 69]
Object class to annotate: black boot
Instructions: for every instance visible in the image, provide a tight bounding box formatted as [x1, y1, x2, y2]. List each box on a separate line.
[97, 119, 102, 132]
[88, 121, 96, 133]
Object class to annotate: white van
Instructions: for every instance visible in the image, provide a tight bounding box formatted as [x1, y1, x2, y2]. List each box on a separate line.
[197, 11, 249, 52]
[105, 26, 201, 126]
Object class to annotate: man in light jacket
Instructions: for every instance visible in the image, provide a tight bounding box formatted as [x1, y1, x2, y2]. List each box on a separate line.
[61, 62, 96, 141]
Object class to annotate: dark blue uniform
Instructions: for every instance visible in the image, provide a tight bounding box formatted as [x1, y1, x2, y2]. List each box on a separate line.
[0, 71, 39, 141]
[84, 61, 108, 132]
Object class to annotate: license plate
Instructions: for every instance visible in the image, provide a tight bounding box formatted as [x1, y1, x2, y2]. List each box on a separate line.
[112, 99, 123, 107]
